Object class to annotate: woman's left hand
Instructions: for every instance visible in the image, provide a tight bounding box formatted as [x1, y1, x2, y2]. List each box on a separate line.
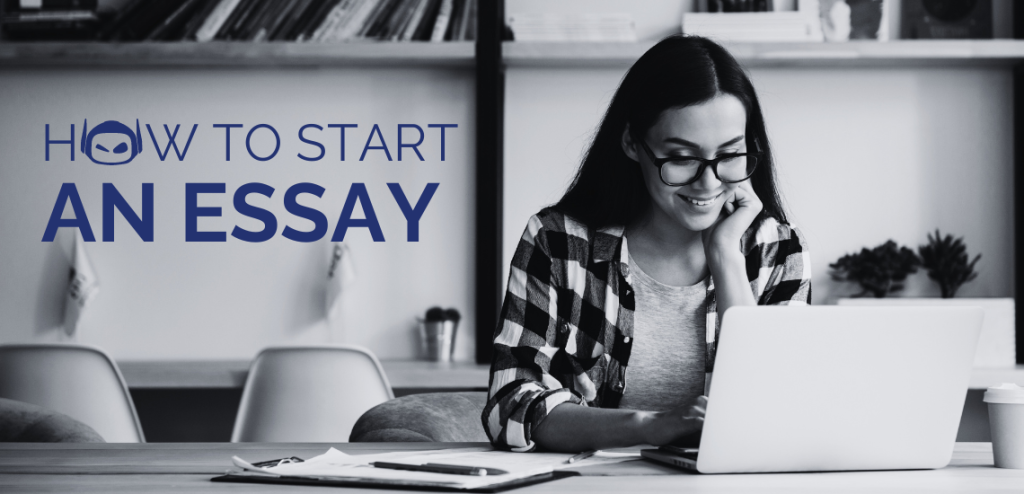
[702, 180, 763, 261]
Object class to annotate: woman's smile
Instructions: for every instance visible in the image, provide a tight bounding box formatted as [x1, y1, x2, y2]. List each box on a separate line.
[677, 191, 722, 208]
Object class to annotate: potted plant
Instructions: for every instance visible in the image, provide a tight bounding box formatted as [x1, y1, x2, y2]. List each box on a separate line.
[918, 229, 981, 299]
[835, 232, 1013, 368]
[828, 240, 920, 298]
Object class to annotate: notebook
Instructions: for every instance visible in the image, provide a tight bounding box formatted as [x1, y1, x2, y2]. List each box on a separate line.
[641, 306, 982, 474]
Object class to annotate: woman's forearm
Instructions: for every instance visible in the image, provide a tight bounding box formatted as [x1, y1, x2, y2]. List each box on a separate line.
[708, 250, 757, 318]
[532, 403, 655, 452]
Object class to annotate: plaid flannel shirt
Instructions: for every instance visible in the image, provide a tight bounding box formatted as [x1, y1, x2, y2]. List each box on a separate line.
[482, 208, 811, 451]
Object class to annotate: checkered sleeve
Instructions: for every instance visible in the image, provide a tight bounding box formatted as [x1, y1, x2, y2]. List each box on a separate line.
[747, 219, 812, 305]
[481, 213, 585, 452]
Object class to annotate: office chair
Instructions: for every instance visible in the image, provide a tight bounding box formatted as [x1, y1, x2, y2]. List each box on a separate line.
[350, 391, 488, 442]
[0, 343, 145, 442]
[231, 345, 394, 442]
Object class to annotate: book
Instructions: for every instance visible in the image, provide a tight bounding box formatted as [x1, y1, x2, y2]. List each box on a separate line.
[398, 0, 428, 40]
[508, 13, 636, 42]
[442, 0, 462, 40]
[411, 0, 440, 40]
[428, 0, 451, 41]
[4, 0, 97, 9]
[193, 0, 241, 41]
[0, 10, 98, 40]
[333, 0, 378, 40]
[180, 0, 224, 40]
[146, 0, 210, 41]
[96, 0, 190, 41]
[290, 0, 337, 40]
[215, 0, 262, 40]
[267, 0, 316, 40]
[456, 0, 473, 40]
[682, 12, 820, 42]
[247, 0, 294, 41]
[307, 0, 346, 41]
[361, 0, 400, 39]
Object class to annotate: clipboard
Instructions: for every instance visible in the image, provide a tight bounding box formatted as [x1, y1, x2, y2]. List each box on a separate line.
[211, 469, 579, 492]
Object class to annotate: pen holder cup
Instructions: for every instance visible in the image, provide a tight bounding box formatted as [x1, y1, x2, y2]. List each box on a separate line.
[419, 320, 457, 362]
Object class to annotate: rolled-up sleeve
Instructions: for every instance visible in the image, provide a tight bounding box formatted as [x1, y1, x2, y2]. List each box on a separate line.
[758, 222, 812, 306]
[481, 214, 583, 452]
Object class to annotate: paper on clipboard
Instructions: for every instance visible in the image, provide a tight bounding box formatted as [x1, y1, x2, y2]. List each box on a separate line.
[230, 447, 641, 490]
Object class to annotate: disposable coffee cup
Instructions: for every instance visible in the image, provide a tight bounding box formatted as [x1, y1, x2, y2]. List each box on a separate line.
[983, 383, 1024, 469]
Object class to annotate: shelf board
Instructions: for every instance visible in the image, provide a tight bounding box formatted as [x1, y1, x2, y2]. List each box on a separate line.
[0, 41, 476, 68]
[504, 40, 1024, 68]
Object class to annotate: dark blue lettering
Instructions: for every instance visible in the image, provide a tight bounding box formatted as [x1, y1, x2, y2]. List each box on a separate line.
[45, 124, 74, 161]
[231, 183, 277, 242]
[397, 124, 425, 161]
[360, 124, 392, 161]
[246, 124, 280, 162]
[282, 183, 328, 243]
[298, 124, 325, 162]
[332, 183, 384, 242]
[212, 124, 243, 161]
[102, 183, 153, 242]
[328, 124, 357, 161]
[42, 183, 93, 242]
[428, 124, 457, 161]
[146, 124, 197, 161]
[185, 183, 226, 242]
[387, 183, 438, 242]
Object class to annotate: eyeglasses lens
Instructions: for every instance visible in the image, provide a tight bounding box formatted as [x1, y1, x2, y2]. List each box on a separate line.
[661, 155, 758, 185]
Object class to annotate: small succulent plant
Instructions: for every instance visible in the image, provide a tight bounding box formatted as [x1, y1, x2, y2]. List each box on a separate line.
[829, 240, 921, 298]
[918, 230, 981, 298]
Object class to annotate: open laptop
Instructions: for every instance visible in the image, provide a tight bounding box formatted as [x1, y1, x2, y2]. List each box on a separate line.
[641, 305, 982, 474]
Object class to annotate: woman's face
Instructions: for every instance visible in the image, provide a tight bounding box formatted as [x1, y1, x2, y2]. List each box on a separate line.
[625, 93, 749, 233]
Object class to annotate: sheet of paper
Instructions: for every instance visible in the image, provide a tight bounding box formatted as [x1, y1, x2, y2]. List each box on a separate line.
[235, 446, 642, 489]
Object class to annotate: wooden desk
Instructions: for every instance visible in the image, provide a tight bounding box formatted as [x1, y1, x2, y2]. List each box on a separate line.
[0, 442, 1021, 493]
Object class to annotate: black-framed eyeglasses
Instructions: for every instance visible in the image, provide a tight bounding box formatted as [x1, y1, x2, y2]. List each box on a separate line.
[634, 134, 762, 187]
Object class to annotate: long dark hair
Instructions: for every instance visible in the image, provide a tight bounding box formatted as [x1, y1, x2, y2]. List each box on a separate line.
[553, 35, 788, 231]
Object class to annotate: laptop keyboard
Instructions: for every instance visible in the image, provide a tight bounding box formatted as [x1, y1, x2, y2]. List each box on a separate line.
[659, 445, 699, 460]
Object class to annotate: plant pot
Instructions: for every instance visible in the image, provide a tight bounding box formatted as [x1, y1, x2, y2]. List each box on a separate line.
[837, 298, 1015, 368]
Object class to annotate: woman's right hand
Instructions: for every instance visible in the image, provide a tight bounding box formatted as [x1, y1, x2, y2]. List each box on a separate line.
[642, 395, 707, 446]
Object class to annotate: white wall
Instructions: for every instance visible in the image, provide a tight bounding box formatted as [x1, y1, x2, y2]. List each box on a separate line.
[503, 65, 1013, 303]
[0, 66, 477, 362]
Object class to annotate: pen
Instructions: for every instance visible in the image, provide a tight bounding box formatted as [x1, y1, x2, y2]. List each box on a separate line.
[564, 450, 598, 464]
[370, 461, 508, 476]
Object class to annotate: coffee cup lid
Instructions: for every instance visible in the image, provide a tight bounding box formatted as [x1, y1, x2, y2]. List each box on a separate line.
[984, 383, 1024, 404]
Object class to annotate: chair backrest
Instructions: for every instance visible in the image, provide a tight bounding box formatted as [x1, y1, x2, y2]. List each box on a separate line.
[0, 344, 144, 442]
[231, 345, 394, 443]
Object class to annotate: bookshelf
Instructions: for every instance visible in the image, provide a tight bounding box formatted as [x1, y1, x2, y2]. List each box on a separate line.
[0, 41, 476, 67]
[5, 39, 1024, 68]
[504, 40, 1024, 68]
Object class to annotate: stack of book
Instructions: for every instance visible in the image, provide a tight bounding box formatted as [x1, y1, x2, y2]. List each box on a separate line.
[1, 0, 476, 42]
[507, 13, 636, 42]
[680, 0, 824, 42]
[1, 0, 100, 40]
[682, 11, 822, 42]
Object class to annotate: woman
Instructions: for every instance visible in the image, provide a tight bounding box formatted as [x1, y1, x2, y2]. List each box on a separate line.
[482, 35, 811, 453]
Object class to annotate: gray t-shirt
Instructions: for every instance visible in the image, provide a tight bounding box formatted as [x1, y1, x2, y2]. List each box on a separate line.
[618, 253, 707, 412]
